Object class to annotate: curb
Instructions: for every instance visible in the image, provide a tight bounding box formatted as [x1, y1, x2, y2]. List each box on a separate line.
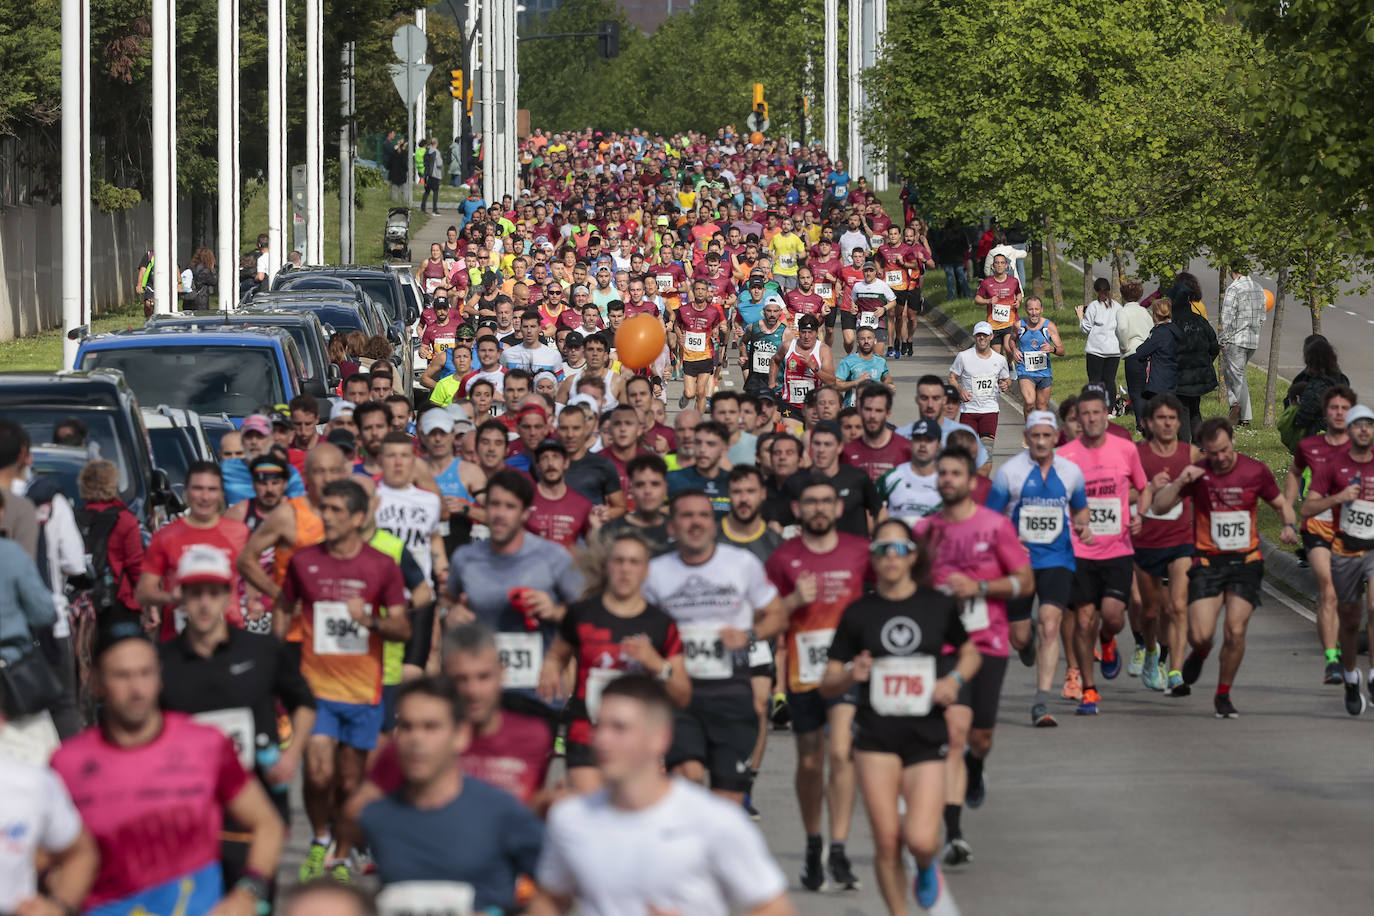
[924, 303, 1318, 612]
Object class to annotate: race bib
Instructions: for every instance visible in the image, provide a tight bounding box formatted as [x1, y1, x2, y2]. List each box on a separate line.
[1144, 500, 1183, 521]
[748, 638, 773, 669]
[584, 667, 623, 723]
[1087, 497, 1122, 537]
[1313, 508, 1333, 523]
[870, 655, 937, 717]
[751, 346, 775, 375]
[377, 881, 475, 916]
[1209, 510, 1252, 552]
[194, 707, 255, 771]
[991, 303, 1012, 323]
[424, 277, 444, 295]
[495, 632, 542, 689]
[778, 254, 797, 270]
[795, 628, 835, 685]
[787, 377, 815, 403]
[1022, 351, 1048, 372]
[1018, 504, 1064, 544]
[313, 601, 370, 656]
[971, 374, 997, 395]
[435, 336, 456, 354]
[684, 330, 708, 353]
[960, 596, 990, 632]
[858, 309, 881, 329]
[1341, 499, 1374, 540]
[885, 270, 904, 286]
[815, 282, 834, 299]
[655, 273, 674, 292]
[680, 624, 732, 680]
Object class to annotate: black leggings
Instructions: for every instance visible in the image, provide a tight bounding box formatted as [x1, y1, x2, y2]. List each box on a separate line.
[1085, 354, 1121, 410]
[1178, 394, 1203, 444]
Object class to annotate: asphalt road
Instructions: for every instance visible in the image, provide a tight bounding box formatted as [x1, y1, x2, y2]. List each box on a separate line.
[275, 298, 1373, 915]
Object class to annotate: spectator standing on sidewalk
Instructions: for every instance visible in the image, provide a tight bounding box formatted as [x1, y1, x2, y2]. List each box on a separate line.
[421, 139, 443, 215]
[1219, 266, 1267, 427]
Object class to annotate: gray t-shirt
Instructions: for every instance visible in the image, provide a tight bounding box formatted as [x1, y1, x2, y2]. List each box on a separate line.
[565, 453, 622, 506]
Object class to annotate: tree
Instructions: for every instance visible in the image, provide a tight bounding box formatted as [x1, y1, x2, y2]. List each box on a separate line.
[0, 0, 60, 136]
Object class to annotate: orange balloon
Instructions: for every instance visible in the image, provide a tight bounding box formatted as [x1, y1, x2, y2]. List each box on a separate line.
[615, 313, 666, 370]
[1264, 288, 1275, 312]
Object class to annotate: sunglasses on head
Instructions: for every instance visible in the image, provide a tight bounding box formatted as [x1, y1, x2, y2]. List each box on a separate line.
[869, 539, 917, 558]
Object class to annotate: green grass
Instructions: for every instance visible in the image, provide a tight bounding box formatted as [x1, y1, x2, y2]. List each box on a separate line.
[926, 280, 1295, 548]
[239, 176, 447, 266]
[0, 300, 147, 373]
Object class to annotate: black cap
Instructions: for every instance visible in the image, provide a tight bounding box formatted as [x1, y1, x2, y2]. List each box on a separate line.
[942, 383, 960, 400]
[94, 619, 152, 663]
[533, 438, 568, 458]
[756, 389, 779, 404]
[433, 297, 450, 310]
[269, 409, 291, 428]
[797, 314, 820, 331]
[908, 418, 941, 441]
[326, 428, 356, 452]
[564, 331, 586, 349]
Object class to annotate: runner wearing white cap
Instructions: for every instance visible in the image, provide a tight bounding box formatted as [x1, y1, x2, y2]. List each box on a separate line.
[948, 322, 1010, 451]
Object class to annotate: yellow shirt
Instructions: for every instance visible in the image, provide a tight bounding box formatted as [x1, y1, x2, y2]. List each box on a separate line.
[769, 233, 806, 277]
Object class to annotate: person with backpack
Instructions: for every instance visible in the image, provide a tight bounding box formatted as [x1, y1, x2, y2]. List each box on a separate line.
[1280, 334, 1351, 451]
[76, 460, 144, 629]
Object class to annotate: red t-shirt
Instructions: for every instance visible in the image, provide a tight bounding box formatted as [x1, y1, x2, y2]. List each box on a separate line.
[971, 474, 992, 506]
[1293, 433, 1349, 539]
[282, 542, 407, 705]
[765, 533, 872, 693]
[1136, 441, 1195, 549]
[675, 305, 725, 361]
[526, 485, 594, 549]
[143, 516, 251, 639]
[977, 275, 1022, 329]
[1308, 450, 1374, 557]
[784, 289, 826, 320]
[557, 597, 682, 744]
[367, 709, 554, 805]
[649, 262, 688, 300]
[838, 265, 866, 312]
[875, 244, 910, 290]
[1180, 455, 1280, 560]
[842, 432, 912, 483]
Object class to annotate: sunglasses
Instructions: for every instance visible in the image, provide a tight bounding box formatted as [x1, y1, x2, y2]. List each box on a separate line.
[869, 539, 918, 558]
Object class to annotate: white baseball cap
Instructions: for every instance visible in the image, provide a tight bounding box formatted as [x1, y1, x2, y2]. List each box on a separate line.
[972, 321, 994, 336]
[1025, 410, 1059, 431]
[567, 393, 600, 416]
[330, 401, 355, 421]
[176, 545, 233, 587]
[420, 409, 455, 434]
[1346, 405, 1374, 426]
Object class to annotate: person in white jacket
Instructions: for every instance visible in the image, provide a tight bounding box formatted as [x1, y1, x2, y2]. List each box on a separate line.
[983, 234, 1028, 279]
[1076, 277, 1123, 412]
[1115, 278, 1154, 428]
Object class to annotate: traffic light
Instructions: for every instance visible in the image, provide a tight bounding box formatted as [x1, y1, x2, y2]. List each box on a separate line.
[753, 83, 768, 121]
[465, 86, 474, 116]
[598, 20, 620, 58]
[450, 69, 463, 99]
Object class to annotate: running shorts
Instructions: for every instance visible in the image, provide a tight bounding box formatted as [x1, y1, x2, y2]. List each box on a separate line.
[1134, 543, 1194, 579]
[1187, 557, 1264, 608]
[954, 654, 1008, 730]
[665, 690, 757, 792]
[1072, 555, 1134, 608]
[1330, 552, 1374, 605]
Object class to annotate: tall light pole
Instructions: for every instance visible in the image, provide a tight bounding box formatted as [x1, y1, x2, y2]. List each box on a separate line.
[60, 0, 90, 367]
[340, 41, 356, 263]
[151, 0, 177, 316]
[415, 8, 428, 146]
[216, 0, 240, 309]
[305, 0, 324, 264]
[871, 0, 887, 190]
[268, 0, 286, 273]
[824, 0, 838, 160]
[847, 0, 863, 179]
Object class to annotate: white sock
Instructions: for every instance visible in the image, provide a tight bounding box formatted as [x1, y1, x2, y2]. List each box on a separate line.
[1345, 669, 1362, 685]
[313, 832, 332, 848]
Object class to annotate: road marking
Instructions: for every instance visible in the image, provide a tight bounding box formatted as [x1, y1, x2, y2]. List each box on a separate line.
[1345, 309, 1358, 316]
[1262, 580, 1316, 623]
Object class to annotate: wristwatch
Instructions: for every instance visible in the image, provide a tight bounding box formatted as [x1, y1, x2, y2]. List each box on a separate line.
[657, 661, 673, 682]
[977, 580, 989, 598]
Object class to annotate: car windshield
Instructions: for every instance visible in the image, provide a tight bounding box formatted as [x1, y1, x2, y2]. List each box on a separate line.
[147, 427, 196, 493]
[82, 345, 285, 417]
[28, 456, 85, 508]
[353, 278, 401, 323]
[3, 408, 138, 502]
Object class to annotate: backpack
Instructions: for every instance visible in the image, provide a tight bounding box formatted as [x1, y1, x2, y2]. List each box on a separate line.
[74, 505, 126, 613]
[1277, 403, 1302, 453]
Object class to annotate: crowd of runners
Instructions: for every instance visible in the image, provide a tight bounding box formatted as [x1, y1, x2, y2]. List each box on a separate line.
[1, 124, 1363, 916]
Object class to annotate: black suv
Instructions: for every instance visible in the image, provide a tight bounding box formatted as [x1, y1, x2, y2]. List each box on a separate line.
[145, 309, 338, 399]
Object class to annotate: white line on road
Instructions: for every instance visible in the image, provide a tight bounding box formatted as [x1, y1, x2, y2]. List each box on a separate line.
[1263, 580, 1316, 623]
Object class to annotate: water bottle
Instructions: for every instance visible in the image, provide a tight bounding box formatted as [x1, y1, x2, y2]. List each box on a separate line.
[256, 741, 290, 794]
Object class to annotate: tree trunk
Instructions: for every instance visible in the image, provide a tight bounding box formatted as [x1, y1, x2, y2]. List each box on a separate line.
[1110, 250, 1123, 302]
[1031, 234, 1045, 299]
[1083, 259, 1093, 306]
[1045, 216, 1064, 310]
[1216, 268, 1229, 408]
[1263, 266, 1288, 428]
[1308, 248, 1321, 335]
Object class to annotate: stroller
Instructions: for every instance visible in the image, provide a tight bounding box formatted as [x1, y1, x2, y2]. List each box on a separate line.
[384, 207, 411, 261]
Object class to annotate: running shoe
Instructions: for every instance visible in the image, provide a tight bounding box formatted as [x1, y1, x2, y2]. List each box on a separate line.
[1214, 693, 1239, 718]
[905, 341, 915, 357]
[964, 761, 986, 809]
[1128, 645, 1145, 677]
[678, 394, 689, 409]
[801, 842, 826, 891]
[941, 837, 973, 867]
[299, 840, 329, 882]
[828, 846, 860, 890]
[1345, 680, 1367, 716]
[1017, 634, 1035, 667]
[1325, 660, 1345, 685]
[770, 692, 791, 729]
[553, 735, 566, 757]
[1141, 653, 1164, 691]
[1181, 649, 1206, 685]
[743, 794, 760, 820]
[1166, 671, 1190, 697]
[1076, 687, 1101, 715]
[1099, 638, 1122, 679]
[329, 862, 352, 884]
[1061, 668, 1083, 701]
[1031, 702, 1057, 727]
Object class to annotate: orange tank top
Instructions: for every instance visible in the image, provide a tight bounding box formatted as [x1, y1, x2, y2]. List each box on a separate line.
[273, 495, 324, 642]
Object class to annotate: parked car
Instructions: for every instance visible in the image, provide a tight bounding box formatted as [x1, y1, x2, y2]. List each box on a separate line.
[74, 326, 307, 422]
[0, 369, 178, 529]
[145, 309, 338, 399]
[140, 407, 215, 498]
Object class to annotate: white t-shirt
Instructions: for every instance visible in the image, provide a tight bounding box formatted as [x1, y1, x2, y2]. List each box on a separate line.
[879, 462, 942, 524]
[839, 229, 870, 255]
[950, 347, 1010, 415]
[375, 483, 441, 580]
[537, 779, 788, 916]
[643, 544, 777, 631]
[0, 759, 83, 910]
[502, 343, 563, 375]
